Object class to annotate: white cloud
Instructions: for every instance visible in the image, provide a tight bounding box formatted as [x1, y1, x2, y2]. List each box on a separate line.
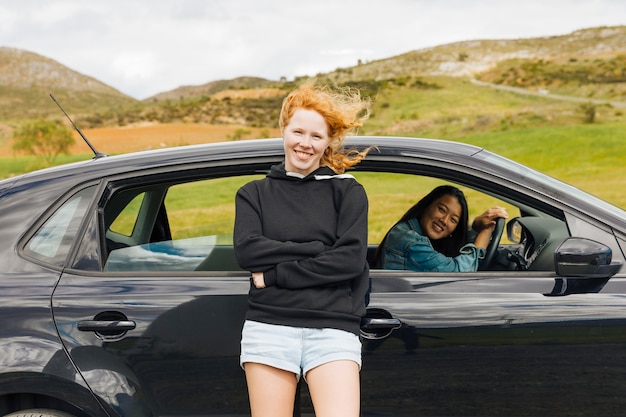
[110, 52, 158, 80]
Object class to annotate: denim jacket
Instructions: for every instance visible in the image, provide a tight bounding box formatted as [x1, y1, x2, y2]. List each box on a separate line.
[380, 218, 485, 272]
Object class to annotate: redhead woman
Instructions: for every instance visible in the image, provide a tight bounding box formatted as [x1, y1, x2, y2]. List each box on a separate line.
[234, 82, 372, 417]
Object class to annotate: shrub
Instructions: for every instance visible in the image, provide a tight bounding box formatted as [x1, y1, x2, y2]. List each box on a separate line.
[12, 119, 75, 165]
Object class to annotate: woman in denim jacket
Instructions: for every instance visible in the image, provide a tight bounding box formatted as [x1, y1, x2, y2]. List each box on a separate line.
[374, 185, 508, 272]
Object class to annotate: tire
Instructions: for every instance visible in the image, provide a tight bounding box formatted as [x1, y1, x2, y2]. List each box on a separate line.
[3, 409, 77, 417]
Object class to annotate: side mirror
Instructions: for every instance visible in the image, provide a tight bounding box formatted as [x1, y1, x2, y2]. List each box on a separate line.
[554, 237, 622, 278]
[548, 237, 622, 296]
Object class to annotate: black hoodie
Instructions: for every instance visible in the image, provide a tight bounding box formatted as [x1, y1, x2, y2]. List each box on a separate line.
[233, 163, 369, 335]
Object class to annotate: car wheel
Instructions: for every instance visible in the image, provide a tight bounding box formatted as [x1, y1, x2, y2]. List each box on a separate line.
[3, 409, 77, 417]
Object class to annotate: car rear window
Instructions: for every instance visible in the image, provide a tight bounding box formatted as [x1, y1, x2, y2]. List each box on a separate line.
[24, 186, 96, 266]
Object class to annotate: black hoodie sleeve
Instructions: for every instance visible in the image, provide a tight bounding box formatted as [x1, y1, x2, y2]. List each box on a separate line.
[233, 184, 327, 272]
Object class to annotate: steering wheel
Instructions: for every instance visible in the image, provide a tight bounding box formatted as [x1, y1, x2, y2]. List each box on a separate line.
[478, 217, 506, 270]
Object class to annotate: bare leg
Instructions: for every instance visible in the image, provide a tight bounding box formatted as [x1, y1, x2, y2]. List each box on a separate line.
[306, 360, 360, 417]
[244, 362, 298, 417]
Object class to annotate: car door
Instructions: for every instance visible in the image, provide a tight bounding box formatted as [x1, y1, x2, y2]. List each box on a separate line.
[52, 172, 261, 417]
[357, 172, 626, 417]
[360, 271, 626, 417]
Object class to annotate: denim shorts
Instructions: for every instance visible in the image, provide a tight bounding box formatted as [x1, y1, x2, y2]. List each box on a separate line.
[240, 320, 362, 380]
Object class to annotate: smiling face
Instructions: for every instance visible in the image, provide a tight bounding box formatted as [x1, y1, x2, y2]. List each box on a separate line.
[282, 108, 330, 176]
[419, 194, 462, 241]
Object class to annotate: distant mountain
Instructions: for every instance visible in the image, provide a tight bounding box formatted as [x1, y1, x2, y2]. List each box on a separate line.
[324, 26, 626, 83]
[0, 47, 127, 94]
[148, 76, 277, 102]
[1, 26, 625, 122]
[142, 26, 626, 101]
[0, 47, 137, 121]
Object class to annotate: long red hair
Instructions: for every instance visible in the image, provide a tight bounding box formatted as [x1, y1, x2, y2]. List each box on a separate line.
[279, 82, 372, 173]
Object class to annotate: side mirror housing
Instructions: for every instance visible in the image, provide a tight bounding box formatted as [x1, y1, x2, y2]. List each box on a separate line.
[554, 237, 622, 278]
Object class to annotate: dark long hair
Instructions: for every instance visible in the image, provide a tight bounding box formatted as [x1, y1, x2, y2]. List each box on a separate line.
[372, 185, 470, 266]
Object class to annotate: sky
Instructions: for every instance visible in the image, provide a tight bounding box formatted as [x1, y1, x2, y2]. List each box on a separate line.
[1, 0, 625, 100]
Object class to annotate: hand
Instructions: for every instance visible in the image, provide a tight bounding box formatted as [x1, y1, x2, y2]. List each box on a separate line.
[472, 206, 509, 232]
[251, 271, 266, 289]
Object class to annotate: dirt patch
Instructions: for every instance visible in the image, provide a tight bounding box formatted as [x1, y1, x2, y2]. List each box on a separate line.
[0, 123, 281, 157]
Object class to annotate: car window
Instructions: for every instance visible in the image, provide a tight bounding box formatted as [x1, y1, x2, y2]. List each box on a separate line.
[24, 186, 96, 266]
[356, 172, 568, 272]
[355, 172, 517, 244]
[102, 175, 262, 272]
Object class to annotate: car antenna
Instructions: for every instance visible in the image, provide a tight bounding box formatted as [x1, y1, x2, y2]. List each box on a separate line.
[49, 93, 108, 159]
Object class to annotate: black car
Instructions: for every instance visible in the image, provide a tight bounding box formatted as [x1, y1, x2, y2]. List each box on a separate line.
[1, 136, 624, 417]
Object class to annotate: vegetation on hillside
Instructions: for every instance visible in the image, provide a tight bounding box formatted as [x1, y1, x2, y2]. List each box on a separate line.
[148, 76, 277, 101]
[68, 52, 626, 135]
[476, 55, 626, 100]
[73, 77, 441, 129]
[79, 92, 286, 128]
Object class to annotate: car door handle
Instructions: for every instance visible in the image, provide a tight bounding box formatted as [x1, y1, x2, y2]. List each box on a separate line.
[360, 317, 402, 330]
[77, 320, 136, 332]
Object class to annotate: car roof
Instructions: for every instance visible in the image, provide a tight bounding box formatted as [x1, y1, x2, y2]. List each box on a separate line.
[5, 136, 480, 183]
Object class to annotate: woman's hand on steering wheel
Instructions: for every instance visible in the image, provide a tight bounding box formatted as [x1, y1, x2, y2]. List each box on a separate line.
[472, 206, 509, 232]
[479, 217, 506, 270]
